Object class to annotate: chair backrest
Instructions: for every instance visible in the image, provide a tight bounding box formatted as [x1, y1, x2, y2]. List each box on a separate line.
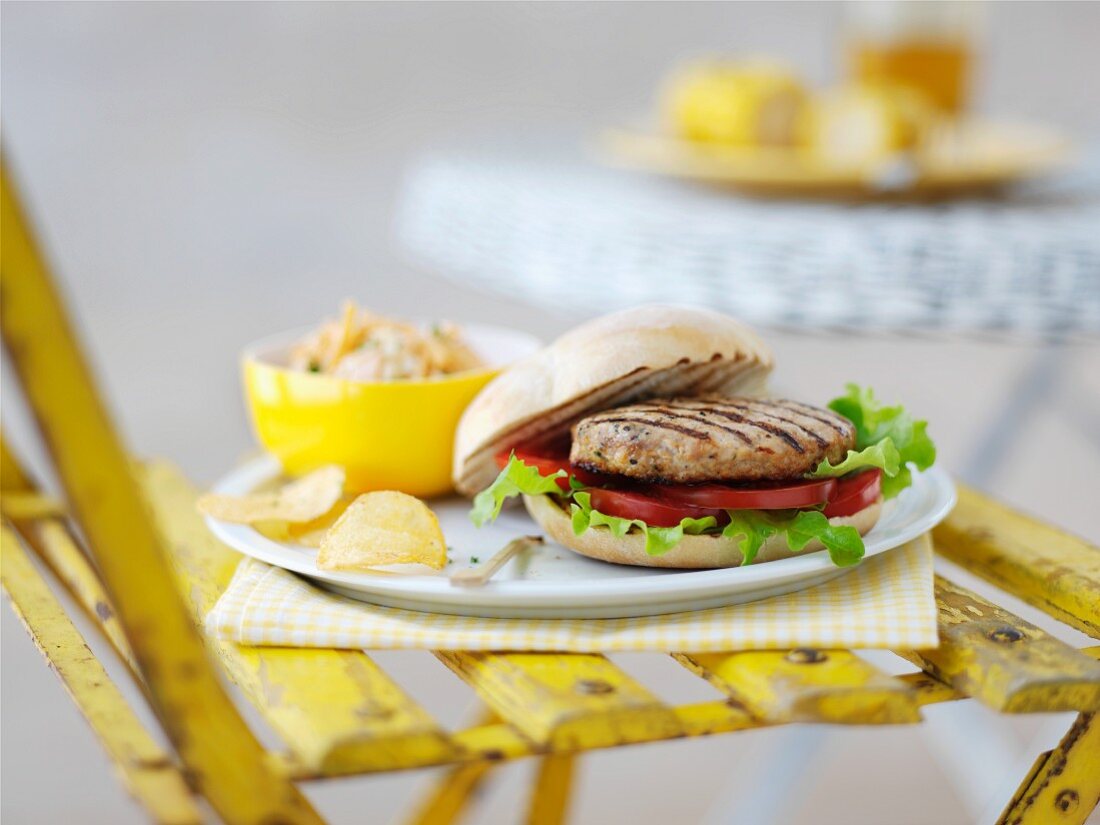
[0, 158, 322, 824]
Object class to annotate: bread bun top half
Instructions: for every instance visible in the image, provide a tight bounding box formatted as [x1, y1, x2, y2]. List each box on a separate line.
[453, 305, 774, 495]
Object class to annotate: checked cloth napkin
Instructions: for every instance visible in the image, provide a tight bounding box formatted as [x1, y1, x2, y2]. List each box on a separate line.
[206, 536, 938, 652]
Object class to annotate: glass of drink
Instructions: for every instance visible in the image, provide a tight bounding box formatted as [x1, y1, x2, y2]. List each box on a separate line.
[844, 1, 981, 116]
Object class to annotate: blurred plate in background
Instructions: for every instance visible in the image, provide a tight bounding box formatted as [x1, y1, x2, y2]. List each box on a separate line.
[600, 120, 1070, 199]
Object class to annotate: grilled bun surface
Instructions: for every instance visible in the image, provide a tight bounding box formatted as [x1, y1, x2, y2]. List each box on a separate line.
[453, 305, 774, 495]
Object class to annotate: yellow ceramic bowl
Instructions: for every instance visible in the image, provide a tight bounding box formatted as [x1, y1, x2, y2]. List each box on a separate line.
[242, 324, 541, 497]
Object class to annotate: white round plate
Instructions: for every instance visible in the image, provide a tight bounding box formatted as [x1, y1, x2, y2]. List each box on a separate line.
[205, 456, 956, 618]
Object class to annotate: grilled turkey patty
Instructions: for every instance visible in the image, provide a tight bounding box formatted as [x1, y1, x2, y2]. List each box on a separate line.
[570, 397, 856, 483]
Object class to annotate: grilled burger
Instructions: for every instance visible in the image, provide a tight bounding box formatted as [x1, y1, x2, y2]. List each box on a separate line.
[457, 306, 936, 570]
[571, 397, 857, 483]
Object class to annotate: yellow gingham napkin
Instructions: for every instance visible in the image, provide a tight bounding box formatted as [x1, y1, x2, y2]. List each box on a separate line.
[206, 536, 938, 651]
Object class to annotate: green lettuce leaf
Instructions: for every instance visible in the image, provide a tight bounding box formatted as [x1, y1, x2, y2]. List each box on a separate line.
[782, 510, 865, 566]
[569, 494, 864, 565]
[720, 510, 779, 565]
[818, 384, 936, 499]
[809, 439, 900, 480]
[570, 491, 718, 556]
[721, 509, 865, 567]
[469, 453, 566, 527]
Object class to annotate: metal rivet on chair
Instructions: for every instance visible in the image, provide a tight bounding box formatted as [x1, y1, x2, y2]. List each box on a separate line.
[575, 679, 615, 695]
[988, 627, 1024, 643]
[786, 648, 827, 664]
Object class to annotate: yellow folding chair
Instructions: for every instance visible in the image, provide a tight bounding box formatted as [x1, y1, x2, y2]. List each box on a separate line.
[2, 159, 1099, 824]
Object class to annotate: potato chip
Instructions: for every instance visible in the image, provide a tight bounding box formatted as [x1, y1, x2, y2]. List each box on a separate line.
[318, 491, 446, 571]
[289, 498, 354, 547]
[197, 466, 345, 525]
[252, 495, 354, 546]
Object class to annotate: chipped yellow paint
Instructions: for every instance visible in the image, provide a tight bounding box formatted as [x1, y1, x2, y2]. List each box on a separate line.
[140, 460, 457, 775]
[1, 525, 202, 825]
[291, 704, 752, 778]
[998, 712, 1100, 825]
[674, 649, 920, 724]
[290, 667, 1087, 779]
[447, 723, 535, 766]
[901, 577, 1100, 713]
[899, 671, 961, 706]
[401, 761, 496, 825]
[19, 518, 140, 675]
[673, 700, 757, 738]
[238, 646, 458, 775]
[1, 165, 320, 824]
[437, 652, 683, 750]
[526, 754, 576, 825]
[934, 485, 1100, 638]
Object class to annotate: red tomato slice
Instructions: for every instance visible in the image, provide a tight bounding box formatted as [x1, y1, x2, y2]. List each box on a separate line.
[499, 443, 881, 523]
[822, 469, 882, 518]
[588, 488, 726, 528]
[649, 477, 838, 511]
[497, 445, 565, 474]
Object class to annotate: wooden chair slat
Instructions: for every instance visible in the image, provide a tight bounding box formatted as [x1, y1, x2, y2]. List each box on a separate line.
[447, 722, 537, 764]
[1, 525, 202, 825]
[20, 517, 141, 674]
[934, 484, 1100, 639]
[140, 461, 458, 775]
[995, 712, 1100, 825]
[236, 647, 460, 775]
[436, 651, 683, 749]
[900, 576, 1100, 713]
[673, 649, 921, 724]
[672, 700, 756, 737]
[899, 671, 963, 706]
[446, 706, 751, 763]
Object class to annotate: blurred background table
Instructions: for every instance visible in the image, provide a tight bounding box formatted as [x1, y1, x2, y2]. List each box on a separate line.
[398, 150, 1100, 337]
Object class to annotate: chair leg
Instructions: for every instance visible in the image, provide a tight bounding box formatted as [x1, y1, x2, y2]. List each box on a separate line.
[526, 753, 577, 825]
[997, 712, 1099, 825]
[402, 761, 497, 825]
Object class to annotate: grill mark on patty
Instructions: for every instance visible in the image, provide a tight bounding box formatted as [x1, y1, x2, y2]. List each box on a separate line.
[621, 401, 806, 453]
[696, 400, 830, 448]
[601, 406, 757, 446]
[694, 407, 806, 453]
[772, 399, 853, 436]
[586, 416, 714, 441]
[693, 397, 851, 443]
[644, 406, 757, 445]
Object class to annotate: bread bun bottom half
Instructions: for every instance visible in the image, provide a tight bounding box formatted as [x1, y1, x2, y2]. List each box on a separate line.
[522, 494, 883, 569]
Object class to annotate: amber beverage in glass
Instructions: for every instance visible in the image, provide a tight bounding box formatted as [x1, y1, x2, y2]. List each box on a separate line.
[844, 1, 980, 116]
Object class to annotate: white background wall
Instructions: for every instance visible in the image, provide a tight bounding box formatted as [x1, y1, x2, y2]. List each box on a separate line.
[3, 3, 1100, 823]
